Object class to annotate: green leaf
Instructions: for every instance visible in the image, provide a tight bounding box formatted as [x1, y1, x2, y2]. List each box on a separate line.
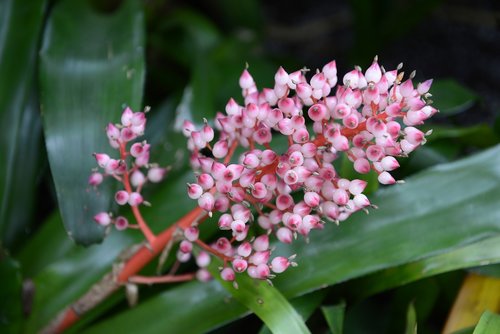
[0, 0, 47, 250]
[0, 253, 23, 334]
[272, 144, 500, 296]
[321, 301, 346, 334]
[405, 302, 417, 334]
[431, 79, 478, 115]
[425, 124, 499, 148]
[473, 311, 500, 334]
[345, 236, 500, 300]
[209, 264, 311, 334]
[39, 0, 145, 245]
[259, 292, 325, 334]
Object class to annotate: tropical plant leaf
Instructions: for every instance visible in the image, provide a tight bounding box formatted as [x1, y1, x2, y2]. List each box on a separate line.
[208, 260, 311, 334]
[0, 253, 23, 334]
[39, 0, 145, 245]
[473, 311, 500, 334]
[258, 292, 325, 334]
[405, 302, 417, 334]
[321, 301, 346, 334]
[0, 0, 47, 250]
[431, 79, 478, 115]
[348, 236, 500, 300]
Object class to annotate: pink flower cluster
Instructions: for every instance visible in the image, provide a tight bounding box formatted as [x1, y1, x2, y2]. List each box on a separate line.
[182, 57, 436, 283]
[90, 107, 167, 230]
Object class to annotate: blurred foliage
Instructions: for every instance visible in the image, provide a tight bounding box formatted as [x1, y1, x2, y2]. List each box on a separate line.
[0, 0, 499, 333]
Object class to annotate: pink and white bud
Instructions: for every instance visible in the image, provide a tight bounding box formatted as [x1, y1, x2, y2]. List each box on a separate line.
[128, 192, 143, 206]
[94, 212, 111, 226]
[179, 240, 193, 253]
[196, 269, 212, 282]
[378, 171, 396, 185]
[147, 167, 166, 183]
[129, 170, 146, 187]
[400, 79, 414, 97]
[249, 250, 270, 266]
[196, 251, 211, 268]
[349, 179, 367, 195]
[115, 216, 129, 230]
[121, 107, 134, 126]
[243, 153, 260, 168]
[271, 256, 290, 274]
[218, 214, 232, 230]
[237, 241, 252, 257]
[322, 60, 337, 81]
[225, 98, 240, 116]
[251, 182, 268, 199]
[198, 192, 215, 212]
[214, 195, 230, 212]
[184, 226, 199, 242]
[94, 153, 110, 168]
[182, 120, 195, 137]
[366, 145, 384, 161]
[365, 60, 382, 83]
[284, 170, 299, 185]
[404, 127, 425, 145]
[274, 66, 289, 86]
[231, 220, 246, 234]
[115, 190, 129, 205]
[232, 258, 248, 273]
[120, 128, 135, 142]
[353, 194, 370, 208]
[212, 140, 229, 159]
[380, 156, 400, 171]
[417, 79, 433, 95]
[106, 123, 120, 141]
[253, 235, 269, 252]
[333, 189, 349, 206]
[296, 83, 312, 100]
[276, 227, 293, 244]
[310, 72, 327, 90]
[304, 191, 320, 207]
[239, 69, 255, 89]
[308, 104, 328, 122]
[220, 267, 235, 281]
[343, 114, 359, 129]
[88, 172, 103, 186]
[255, 263, 271, 279]
[187, 183, 203, 199]
[321, 201, 340, 220]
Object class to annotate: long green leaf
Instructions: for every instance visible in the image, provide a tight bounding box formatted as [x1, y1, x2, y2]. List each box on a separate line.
[346, 236, 500, 300]
[321, 302, 346, 334]
[0, 0, 46, 250]
[473, 311, 500, 334]
[0, 254, 23, 334]
[39, 0, 145, 245]
[209, 261, 311, 334]
[273, 144, 500, 295]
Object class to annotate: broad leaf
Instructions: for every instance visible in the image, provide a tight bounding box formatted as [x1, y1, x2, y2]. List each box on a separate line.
[473, 311, 500, 334]
[0, 0, 47, 250]
[431, 79, 478, 115]
[209, 261, 311, 334]
[39, 0, 145, 245]
[321, 302, 346, 334]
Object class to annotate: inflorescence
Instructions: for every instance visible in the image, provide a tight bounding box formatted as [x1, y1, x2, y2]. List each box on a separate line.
[91, 57, 436, 286]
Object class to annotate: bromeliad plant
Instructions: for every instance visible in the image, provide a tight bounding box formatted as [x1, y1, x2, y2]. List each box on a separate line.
[90, 57, 435, 289]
